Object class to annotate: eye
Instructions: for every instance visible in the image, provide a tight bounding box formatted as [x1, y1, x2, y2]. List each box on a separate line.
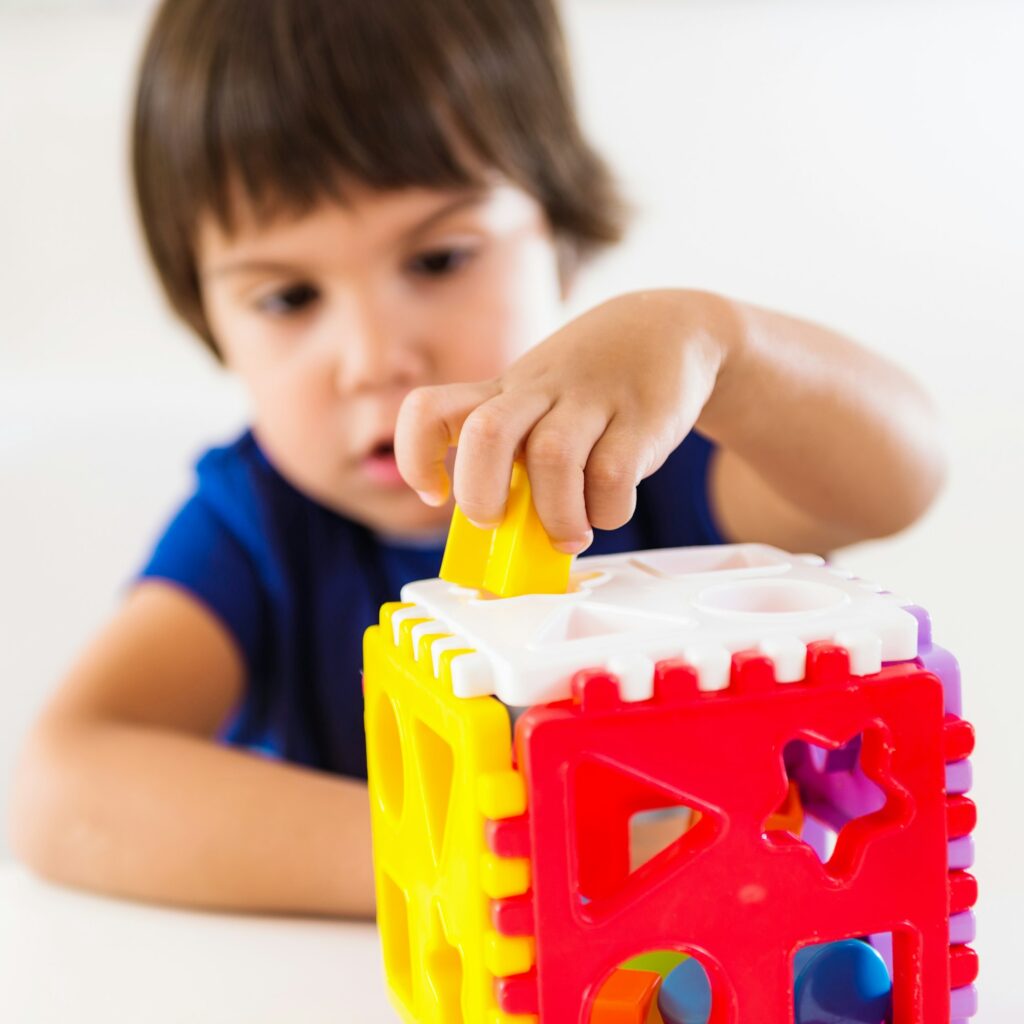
[407, 247, 475, 278]
[256, 282, 320, 316]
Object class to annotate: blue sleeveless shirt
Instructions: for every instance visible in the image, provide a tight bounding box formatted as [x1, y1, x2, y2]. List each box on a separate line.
[135, 429, 725, 779]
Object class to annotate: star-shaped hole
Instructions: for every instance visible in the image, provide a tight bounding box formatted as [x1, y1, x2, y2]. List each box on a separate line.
[766, 725, 914, 880]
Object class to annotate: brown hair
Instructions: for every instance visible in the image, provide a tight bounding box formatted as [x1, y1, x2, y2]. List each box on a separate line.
[132, 0, 629, 356]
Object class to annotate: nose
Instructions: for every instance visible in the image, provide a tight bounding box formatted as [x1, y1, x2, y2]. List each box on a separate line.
[330, 289, 420, 395]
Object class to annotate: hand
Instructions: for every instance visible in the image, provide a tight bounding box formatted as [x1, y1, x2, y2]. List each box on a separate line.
[395, 290, 732, 553]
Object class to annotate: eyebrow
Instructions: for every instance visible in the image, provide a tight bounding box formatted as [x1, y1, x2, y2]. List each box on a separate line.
[204, 189, 491, 280]
[204, 259, 302, 280]
[402, 188, 490, 243]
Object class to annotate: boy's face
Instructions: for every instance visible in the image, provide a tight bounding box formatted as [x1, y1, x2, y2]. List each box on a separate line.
[198, 181, 564, 537]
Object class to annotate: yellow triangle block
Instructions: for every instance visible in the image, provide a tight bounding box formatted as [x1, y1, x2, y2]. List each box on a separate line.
[440, 463, 572, 598]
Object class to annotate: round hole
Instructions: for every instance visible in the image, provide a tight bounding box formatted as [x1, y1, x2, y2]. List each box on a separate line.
[371, 694, 405, 822]
[696, 579, 848, 616]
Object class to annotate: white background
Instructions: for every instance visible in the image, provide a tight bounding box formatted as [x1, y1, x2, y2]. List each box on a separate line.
[1, 0, 1021, 1015]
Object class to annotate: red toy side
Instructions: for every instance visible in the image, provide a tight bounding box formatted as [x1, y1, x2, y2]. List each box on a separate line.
[493, 642, 959, 1024]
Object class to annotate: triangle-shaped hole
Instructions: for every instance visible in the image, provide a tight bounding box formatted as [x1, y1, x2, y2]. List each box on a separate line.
[573, 757, 716, 913]
[413, 720, 455, 864]
[536, 604, 684, 646]
[629, 805, 700, 874]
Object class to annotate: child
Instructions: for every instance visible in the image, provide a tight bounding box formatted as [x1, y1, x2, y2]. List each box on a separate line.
[9, 0, 944, 921]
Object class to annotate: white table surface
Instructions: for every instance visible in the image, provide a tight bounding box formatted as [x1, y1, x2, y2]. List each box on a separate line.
[0, 861, 397, 1023]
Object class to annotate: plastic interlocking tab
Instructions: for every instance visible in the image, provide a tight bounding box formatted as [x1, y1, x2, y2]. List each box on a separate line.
[440, 463, 572, 598]
[942, 711, 979, 1015]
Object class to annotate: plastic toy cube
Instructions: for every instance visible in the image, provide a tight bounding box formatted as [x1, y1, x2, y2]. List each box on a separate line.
[365, 504, 976, 1023]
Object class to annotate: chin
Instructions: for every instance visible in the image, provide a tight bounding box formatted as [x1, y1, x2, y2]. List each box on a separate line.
[392, 497, 454, 532]
[348, 487, 453, 536]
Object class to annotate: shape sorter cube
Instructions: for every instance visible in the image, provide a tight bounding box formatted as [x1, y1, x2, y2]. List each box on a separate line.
[363, 479, 977, 1024]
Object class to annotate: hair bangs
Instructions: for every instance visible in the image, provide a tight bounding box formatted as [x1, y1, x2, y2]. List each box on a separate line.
[196, 1, 490, 232]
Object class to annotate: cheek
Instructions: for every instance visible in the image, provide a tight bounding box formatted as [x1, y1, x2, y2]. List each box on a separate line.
[435, 240, 563, 379]
[506, 237, 564, 354]
[490, 232, 564, 360]
[251, 353, 334, 441]
[212, 319, 332, 442]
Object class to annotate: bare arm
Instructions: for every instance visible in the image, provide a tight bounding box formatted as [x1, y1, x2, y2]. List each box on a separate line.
[697, 294, 947, 552]
[8, 581, 375, 919]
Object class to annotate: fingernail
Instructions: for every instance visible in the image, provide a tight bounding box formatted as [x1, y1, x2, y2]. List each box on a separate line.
[554, 531, 593, 555]
[467, 517, 501, 530]
[416, 489, 445, 507]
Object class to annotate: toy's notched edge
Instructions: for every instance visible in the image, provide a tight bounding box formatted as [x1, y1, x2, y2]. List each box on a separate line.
[478, 739, 538, 1012]
[381, 596, 921, 707]
[563, 641, 896, 713]
[379, 600, 496, 696]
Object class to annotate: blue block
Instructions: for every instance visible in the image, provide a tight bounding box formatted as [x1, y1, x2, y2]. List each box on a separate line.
[793, 939, 892, 1024]
[657, 957, 711, 1024]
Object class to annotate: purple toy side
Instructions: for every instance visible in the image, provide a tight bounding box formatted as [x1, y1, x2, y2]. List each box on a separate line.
[904, 604, 962, 716]
[791, 603, 978, 1021]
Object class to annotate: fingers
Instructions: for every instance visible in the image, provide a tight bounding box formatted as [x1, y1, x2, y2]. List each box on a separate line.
[456, 400, 653, 551]
[397, 379, 676, 554]
[524, 402, 608, 553]
[584, 416, 666, 532]
[395, 380, 500, 505]
[452, 389, 553, 527]
[525, 408, 667, 550]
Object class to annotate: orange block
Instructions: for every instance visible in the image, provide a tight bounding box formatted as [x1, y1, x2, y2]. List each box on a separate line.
[591, 968, 664, 1023]
[765, 779, 804, 835]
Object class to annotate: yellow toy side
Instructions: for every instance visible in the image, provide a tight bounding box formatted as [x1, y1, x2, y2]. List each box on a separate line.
[364, 602, 533, 1023]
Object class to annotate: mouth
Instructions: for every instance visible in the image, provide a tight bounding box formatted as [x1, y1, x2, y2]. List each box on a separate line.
[360, 438, 405, 487]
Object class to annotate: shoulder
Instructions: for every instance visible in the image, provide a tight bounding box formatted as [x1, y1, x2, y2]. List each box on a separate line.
[193, 428, 276, 507]
[134, 429, 286, 674]
[186, 428, 375, 595]
[139, 427, 312, 606]
[189, 428, 304, 557]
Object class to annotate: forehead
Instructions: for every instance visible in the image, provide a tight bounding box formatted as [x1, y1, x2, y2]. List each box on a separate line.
[195, 178, 547, 266]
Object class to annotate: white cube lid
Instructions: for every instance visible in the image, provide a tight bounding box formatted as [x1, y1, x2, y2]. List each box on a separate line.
[398, 543, 918, 706]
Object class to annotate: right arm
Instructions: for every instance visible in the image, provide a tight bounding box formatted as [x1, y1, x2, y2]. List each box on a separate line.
[8, 580, 376, 919]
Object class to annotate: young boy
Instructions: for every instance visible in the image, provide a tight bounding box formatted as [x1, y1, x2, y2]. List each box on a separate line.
[9, 0, 944, 921]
